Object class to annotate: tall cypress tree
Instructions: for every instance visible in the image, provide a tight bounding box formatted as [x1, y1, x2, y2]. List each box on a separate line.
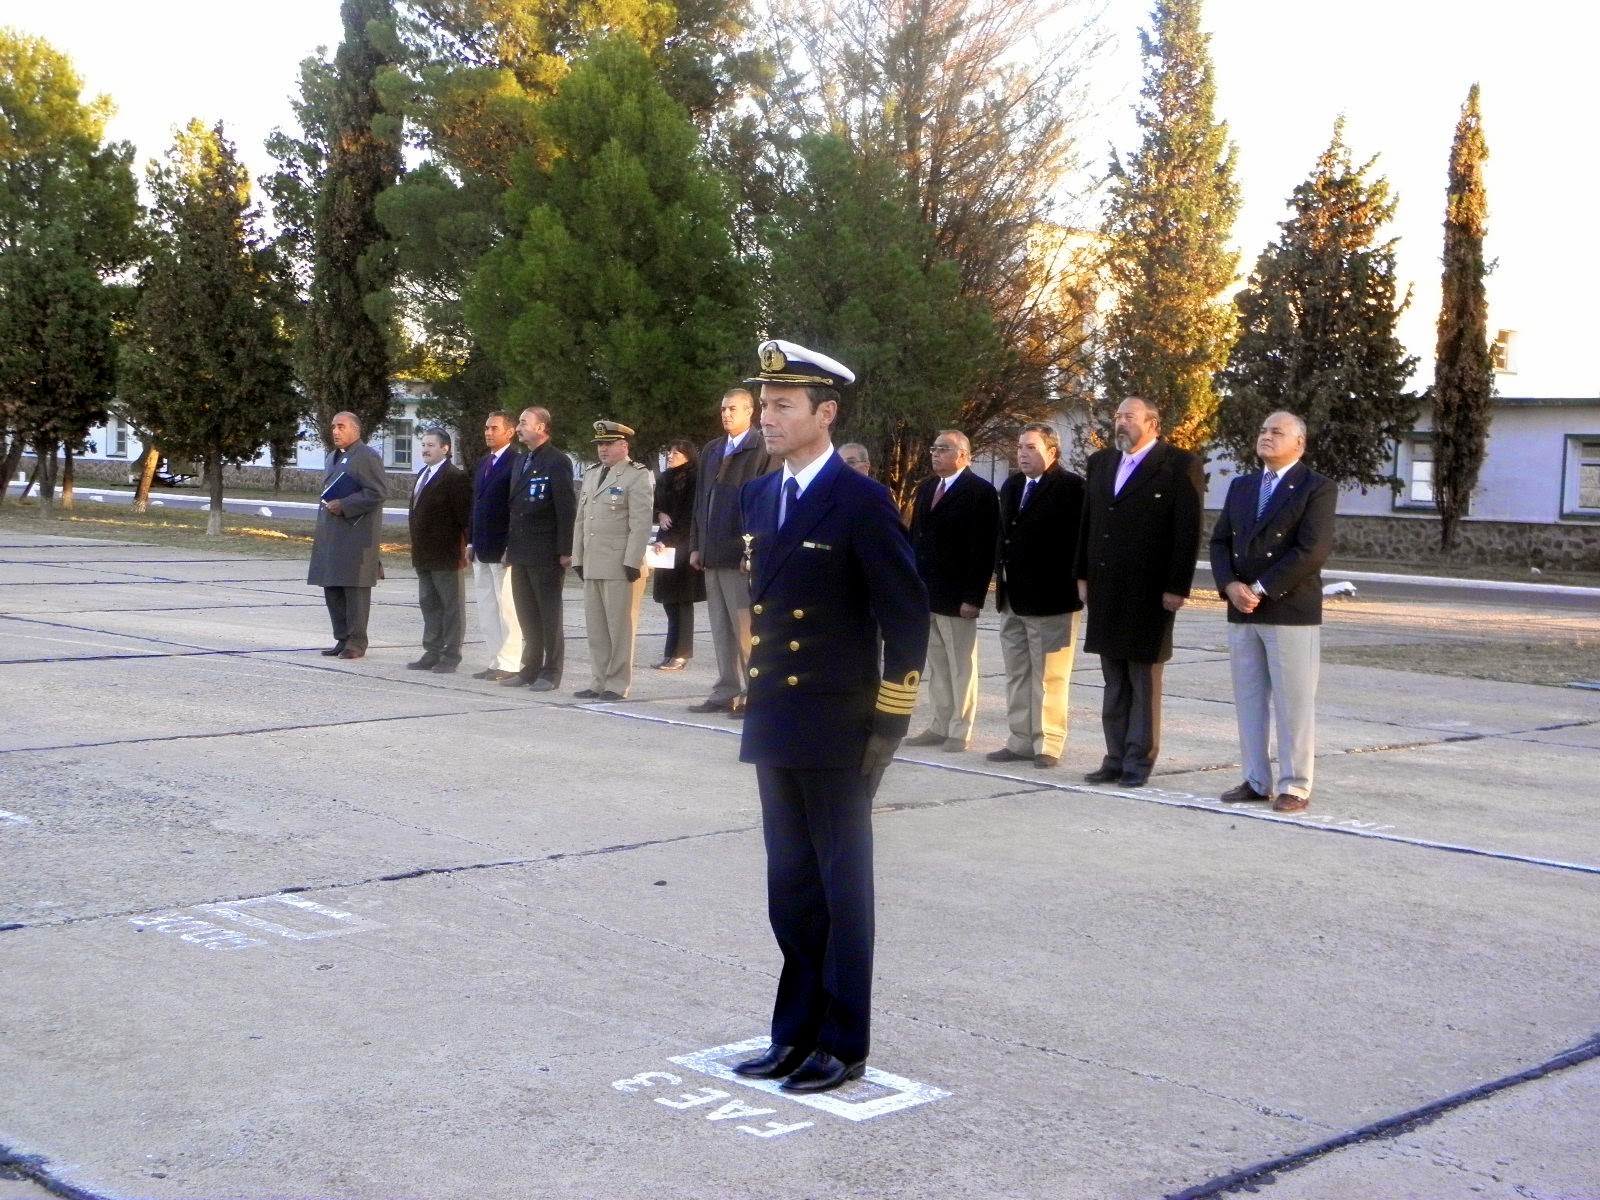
[304, 0, 403, 444]
[1431, 83, 1492, 553]
[120, 122, 297, 536]
[1098, 0, 1239, 450]
[1216, 121, 1416, 488]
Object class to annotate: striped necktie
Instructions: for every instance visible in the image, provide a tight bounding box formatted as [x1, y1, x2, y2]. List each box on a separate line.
[1257, 471, 1278, 518]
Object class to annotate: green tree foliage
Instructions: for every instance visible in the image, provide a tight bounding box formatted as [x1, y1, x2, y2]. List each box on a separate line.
[465, 33, 752, 456]
[0, 30, 138, 511]
[1098, 0, 1239, 451]
[303, 0, 406, 444]
[761, 0, 1104, 449]
[1216, 121, 1416, 489]
[763, 135, 1004, 503]
[119, 122, 297, 535]
[1431, 83, 1492, 553]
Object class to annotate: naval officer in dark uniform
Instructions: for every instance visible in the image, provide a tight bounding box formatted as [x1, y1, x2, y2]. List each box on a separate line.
[730, 339, 929, 1094]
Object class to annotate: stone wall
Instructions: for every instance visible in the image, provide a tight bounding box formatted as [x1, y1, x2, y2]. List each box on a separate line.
[1204, 509, 1600, 572]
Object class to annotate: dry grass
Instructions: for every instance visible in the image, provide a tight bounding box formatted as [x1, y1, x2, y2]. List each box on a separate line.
[1323, 639, 1600, 687]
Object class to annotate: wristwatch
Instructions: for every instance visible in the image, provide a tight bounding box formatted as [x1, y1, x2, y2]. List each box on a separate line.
[1250, 581, 1268, 598]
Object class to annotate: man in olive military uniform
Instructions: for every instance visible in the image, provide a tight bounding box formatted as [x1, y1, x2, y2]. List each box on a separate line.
[571, 420, 653, 700]
[729, 340, 929, 1095]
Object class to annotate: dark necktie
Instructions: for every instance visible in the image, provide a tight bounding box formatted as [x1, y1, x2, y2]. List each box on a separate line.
[932, 479, 947, 508]
[780, 477, 799, 527]
[596, 465, 611, 488]
[1257, 470, 1278, 518]
[1020, 478, 1035, 509]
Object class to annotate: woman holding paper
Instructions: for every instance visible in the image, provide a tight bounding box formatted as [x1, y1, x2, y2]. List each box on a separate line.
[650, 439, 705, 671]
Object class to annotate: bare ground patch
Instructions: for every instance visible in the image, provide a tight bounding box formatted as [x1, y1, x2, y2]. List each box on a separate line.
[1323, 638, 1600, 687]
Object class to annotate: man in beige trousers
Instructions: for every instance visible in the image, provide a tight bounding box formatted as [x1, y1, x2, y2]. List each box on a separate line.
[571, 421, 654, 700]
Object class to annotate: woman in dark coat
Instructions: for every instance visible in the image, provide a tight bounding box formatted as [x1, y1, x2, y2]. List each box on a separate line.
[652, 438, 706, 669]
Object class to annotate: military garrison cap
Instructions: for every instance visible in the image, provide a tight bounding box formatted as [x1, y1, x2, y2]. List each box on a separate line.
[590, 420, 634, 443]
[743, 339, 856, 390]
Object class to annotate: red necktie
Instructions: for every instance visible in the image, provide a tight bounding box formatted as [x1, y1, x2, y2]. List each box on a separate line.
[932, 480, 946, 508]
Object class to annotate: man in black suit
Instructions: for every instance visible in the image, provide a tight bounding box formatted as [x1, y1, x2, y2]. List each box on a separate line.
[904, 430, 997, 753]
[729, 339, 928, 1095]
[1074, 397, 1205, 787]
[406, 426, 473, 673]
[467, 411, 523, 681]
[686, 387, 774, 716]
[986, 423, 1086, 769]
[1209, 411, 1337, 814]
[501, 406, 576, 691]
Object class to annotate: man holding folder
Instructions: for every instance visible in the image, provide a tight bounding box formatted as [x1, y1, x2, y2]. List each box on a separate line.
[308, 411, 389, 659]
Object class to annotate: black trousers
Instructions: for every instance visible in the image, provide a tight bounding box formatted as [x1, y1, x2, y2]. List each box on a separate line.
[323, 586, 372, 652]
[1099, 656, 1164, 779]
[661, 600, 695, 659]
[755, 763, 875, 1064]
[508, 562, 565, 684]
[416, 568, 465, 664]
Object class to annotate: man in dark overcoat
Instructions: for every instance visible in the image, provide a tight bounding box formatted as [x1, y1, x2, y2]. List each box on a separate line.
[903, 429, 998, 753]
[406, 426, 473, 673]
[1209, 411, 1337, 814]
[1074, 397, 1205, 786]
[502, 406, 576, 691]
[307, 411, 389, 660]
[730, 339, 929, 1095]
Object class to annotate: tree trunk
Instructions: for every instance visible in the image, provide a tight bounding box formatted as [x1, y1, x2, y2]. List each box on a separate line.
[0, 438, 23, 507]
[132, 445, 161, 512]
[20, 461, 38, 501]
[36, 444, 58, 518]
[61, 446, 75, 509]
[207, 449, 225, 536]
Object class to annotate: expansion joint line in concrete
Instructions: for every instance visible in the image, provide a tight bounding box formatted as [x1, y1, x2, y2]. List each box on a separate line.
[0, 825, 757, 935]
[1164, 1030, 1600, 1200]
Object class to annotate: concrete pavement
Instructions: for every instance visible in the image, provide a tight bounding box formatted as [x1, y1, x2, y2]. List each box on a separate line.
[1, 530, 1597, 1199]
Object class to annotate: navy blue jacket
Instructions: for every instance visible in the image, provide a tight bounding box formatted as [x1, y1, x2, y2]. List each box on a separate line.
[738, 452, 929, 771]
[994, 463, 1085, 617]
[689, 432, 774, 568]
[1209, 462, 1337, 625]
[909, 469, 1000, 617]
[469, 446, 517, 563]
[504, 441, 577, 566]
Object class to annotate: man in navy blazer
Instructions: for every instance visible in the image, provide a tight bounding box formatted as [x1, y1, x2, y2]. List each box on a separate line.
[1209, 411, 1337, 814]
[729, 340, 929, 1095]
[467, 410, 524, 681]
[904, 430, 998, 753]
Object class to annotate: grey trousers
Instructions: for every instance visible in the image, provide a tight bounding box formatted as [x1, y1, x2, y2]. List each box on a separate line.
[509, 562, 565, 684]
[703, 566, 752, 706]
[417, 567, 465, 665]
[324, 586, 371, 652]
[1099, 656, 1163, 779]
[1228, 622, 1320, 799]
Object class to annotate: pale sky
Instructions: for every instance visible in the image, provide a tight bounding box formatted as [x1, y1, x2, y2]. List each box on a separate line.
[4, 0, 1594, 398]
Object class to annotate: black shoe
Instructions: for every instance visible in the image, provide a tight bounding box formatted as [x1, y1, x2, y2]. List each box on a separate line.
[499, 673, 531, 686]
[780, 1051, 865, 1093]
[731, 1043, 813, 1080]
[479, 668, 518, 682]
[431, 662, 458, 674]
[471, 667, 497, 679]
[1083, 766, 1121, 784]
[407, 657, 440, 671]
[529, 678, 556, 692]
[321, 646, 345, 657]
[655, 657, 688, 672]
[573, 688, 600, 699]
[1220, 781, 1270, 803]
[599, 690, 625, 702]
[986, 747, 1029, 763]
[687, 699, 733, 713]
[904, 731, 945, 747]
[337, 648, 365, 660]
[1033, 754, 1058, 769]
[1118, 774, 1148, 788]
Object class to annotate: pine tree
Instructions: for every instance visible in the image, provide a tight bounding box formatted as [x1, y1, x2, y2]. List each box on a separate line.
[119, 122, 297, 536]
[1431, 84, 1492, 554]
[1216, 121, 1416, 488]
[1098, 0, 1239, 450]
[303, 0, 404, 444]
[0, 31, 139, 513]
[464, 33, 752, 457]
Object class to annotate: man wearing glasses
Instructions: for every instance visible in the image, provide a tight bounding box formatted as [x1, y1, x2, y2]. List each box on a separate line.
[904, 432, 999, 753]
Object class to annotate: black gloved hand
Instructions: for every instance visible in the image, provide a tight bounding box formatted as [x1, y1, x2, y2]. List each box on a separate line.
[860, 731, 901, 800]
[624, 566, 640, 583]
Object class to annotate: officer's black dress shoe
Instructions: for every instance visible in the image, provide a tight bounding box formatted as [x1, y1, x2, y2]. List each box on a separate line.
[407, 656, 439, 670]
[1083, 766, 1121, 784]
[731, 1043, 812, 1080]
[780, 1051, 865, 1093]
[573, 688, 600, 699]
[321, 646, 345, 657]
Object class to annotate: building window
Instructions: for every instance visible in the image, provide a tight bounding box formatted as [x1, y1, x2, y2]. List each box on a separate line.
[1394, 433, 1435, 509]
[1564, 436, 1600, 518]
[1490, 329, 1518, 374]
[110, 419, 128, 459]
[386, 419, 413, 469]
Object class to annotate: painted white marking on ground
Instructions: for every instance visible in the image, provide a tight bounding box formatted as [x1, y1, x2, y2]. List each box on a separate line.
[127, 912, 262, 950]
[671, 1037, 951, 1121]
[0, 808, 31, 824]
[197, 894, 384, 940]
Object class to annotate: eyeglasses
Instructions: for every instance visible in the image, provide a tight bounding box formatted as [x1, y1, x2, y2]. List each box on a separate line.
[929, 445, 959, 454]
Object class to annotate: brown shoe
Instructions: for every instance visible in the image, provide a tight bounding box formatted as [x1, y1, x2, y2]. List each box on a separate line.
[1220, 782, 1270, 803]
[1272, 793, 1309, 814]
[904, 731, 945, 747]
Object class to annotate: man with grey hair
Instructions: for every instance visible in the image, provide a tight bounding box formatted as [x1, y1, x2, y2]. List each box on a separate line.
[839, 443, 872, 476]
[687, 387, 774, 716]
[1209, 411, 1336, 814]
[308, 410, 388, 659]
[503, 406, 576, 690]
[406, 425, 472, 673]
[905, 430, 999, 752]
